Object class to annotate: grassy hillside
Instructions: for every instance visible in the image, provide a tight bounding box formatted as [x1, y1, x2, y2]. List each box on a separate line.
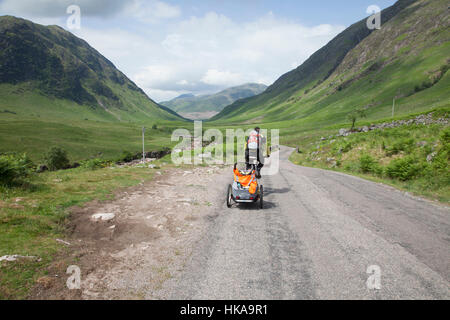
[290, 111, 450, 202]
[0, 16, 189, 163]
[0, 116, 184, 164]
[211, 0, 448, 125]
[0, 15, 183, 122]
[0, 85, 186, 164]
[161, 83, 267, 119]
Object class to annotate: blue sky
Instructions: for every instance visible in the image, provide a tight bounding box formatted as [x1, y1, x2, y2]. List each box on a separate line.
[0, 0, 396, 101]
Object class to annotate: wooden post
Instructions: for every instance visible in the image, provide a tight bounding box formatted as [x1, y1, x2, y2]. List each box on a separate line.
[142, 127, 145, 164]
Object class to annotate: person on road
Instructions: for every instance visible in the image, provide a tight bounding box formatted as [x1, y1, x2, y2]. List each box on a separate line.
[245, 127, 265, 178]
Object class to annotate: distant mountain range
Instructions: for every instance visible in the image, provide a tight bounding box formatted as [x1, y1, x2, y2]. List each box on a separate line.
[212, 0, 449, 124]
[0, 15, 183, 122]
[161, 83, 267, 120]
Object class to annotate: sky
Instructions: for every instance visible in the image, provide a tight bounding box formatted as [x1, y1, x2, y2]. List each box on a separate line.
[0, 0, 396, 102]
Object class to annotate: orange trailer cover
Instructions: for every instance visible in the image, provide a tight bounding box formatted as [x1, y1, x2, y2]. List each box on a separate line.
[233, 169, 258, 194]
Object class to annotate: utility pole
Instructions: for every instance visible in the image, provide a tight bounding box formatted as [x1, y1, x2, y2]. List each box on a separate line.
[392, 98, 395, 118]
[142, 126, 145, 164]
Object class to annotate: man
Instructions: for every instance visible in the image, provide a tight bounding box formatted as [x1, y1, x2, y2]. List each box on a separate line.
[245, 127, 265, 178]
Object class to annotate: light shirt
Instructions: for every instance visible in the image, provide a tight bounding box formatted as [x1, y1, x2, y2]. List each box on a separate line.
[247, 130, 259, 149]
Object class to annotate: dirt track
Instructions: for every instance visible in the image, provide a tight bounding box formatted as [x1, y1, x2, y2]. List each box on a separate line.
[32, 165, 230, 299]
[33, 147, 450, 299]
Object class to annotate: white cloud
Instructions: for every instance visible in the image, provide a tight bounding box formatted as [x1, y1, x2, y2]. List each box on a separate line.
[124, 0, 180, 23]
[201, 69, 244, 87]
[130, 12, 345, 101]
[0, 0, 126, 17]
[0, 0, 180, 22]
[134, 65, 177, 87]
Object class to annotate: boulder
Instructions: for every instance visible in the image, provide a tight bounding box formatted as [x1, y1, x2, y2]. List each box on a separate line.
[417, 141, 427, 147]
[426, 152, 437, 163]
[0, 255, 41, 262]
[91, 213, 115, 222]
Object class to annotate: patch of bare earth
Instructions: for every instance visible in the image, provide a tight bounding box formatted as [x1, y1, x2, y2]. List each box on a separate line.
[30, 165, 230, 300]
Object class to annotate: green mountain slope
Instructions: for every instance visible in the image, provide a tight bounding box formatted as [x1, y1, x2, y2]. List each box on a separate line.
[211, 0, 449, 124]
[0, 15, 183, 122]
[161, 83, 267, 119]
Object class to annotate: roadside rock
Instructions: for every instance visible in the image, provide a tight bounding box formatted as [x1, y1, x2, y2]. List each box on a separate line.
[91, 213, 116, 222]
[426, 152, 437, 163]
[337, 112, 449, 138]
[56, 239, 71, 246]
[0, 255, 41, 262]
[417, 141, 428, 147]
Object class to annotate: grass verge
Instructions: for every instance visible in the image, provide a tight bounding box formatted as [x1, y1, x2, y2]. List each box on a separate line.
[289, 123, 449, 203]
[0, 163, 163, 299]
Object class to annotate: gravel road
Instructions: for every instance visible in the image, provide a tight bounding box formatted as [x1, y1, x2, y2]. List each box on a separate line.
[161, 146, 450, 299]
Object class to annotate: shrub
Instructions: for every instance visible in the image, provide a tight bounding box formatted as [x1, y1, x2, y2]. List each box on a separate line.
[431, 151, 448, 171]
[80, 158, 111, 170]
[386, 156, 420, 181]
[442, 127, 450, 141]
[347, 108, 366, 130]
[422, 80, 433, 89]
[359, 154, 376, 173]
[118, 151, 137, 163]
[342, 141, 353, 153]
[152, 124, 158, 130]
[0, 153, 34, 186]
[440, 63, 450, 76]
[414, 79, 435, 93]
[343, 161, 358, 172]
[44, 147, 70, 171]
[359, 154, 383, 176]
[386, 138, 415, 156]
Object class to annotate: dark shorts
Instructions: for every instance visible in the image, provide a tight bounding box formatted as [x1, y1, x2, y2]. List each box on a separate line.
[245, 148, 264, 170]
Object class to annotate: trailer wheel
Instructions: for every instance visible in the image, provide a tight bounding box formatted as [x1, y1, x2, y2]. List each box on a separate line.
[227, 184, 233, 208]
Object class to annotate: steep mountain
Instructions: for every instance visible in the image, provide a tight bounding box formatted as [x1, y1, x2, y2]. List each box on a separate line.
[212, 0, 449, 125]
[0, 16, 183, 122]
[161, 83, 267, 119]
